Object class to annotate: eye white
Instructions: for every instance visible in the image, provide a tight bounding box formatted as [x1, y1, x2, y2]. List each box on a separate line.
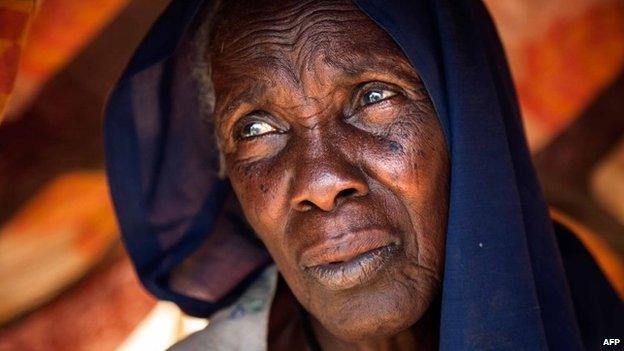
[362, 89, 396, 105]
[240, 121, 276, 138]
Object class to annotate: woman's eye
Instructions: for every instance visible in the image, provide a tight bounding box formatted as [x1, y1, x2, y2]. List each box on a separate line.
[238, 120, 277, 139]
[361, 89, 396, 106]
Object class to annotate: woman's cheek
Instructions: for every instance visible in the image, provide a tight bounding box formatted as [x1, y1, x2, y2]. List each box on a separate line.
[359, 116, 424, 191]
[228, 157, 289, 236]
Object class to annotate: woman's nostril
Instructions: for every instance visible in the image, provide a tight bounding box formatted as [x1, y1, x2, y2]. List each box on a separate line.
[298, 199, 315, 211]
[337, 188, 359, 199]
[295, 187, 362, 212]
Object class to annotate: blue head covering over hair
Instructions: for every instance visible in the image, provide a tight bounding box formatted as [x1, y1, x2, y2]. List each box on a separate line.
[105, 0, 590, 349]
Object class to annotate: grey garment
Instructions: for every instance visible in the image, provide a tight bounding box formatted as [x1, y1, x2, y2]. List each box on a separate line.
[169, 265, 278, 351]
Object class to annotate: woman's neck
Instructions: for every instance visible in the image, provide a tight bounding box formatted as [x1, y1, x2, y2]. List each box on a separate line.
[268, 277, 440, 351]
[310, 301, 439, 351]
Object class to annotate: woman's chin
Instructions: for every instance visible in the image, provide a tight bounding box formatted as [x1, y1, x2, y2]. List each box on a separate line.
[308, 278, 433, 343]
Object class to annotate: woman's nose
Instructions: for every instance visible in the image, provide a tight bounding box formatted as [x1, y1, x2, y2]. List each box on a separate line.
[290, 156, 369, 212]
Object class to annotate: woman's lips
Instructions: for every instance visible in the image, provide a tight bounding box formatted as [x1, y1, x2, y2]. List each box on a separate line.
[300, 228, 401, 290]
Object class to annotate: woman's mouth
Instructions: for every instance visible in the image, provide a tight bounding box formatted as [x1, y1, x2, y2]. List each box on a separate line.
[300, 229, 401, 290]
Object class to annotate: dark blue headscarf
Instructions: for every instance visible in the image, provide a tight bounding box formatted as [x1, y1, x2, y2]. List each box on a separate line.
[105, 1, 594, 349]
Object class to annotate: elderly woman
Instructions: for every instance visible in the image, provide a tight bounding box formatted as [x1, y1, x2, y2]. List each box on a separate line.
[105, 0, 623, 350]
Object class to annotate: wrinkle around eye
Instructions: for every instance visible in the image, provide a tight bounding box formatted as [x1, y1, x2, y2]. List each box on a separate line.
[344, 94, 404, 136]
[229, 131, 289, 165]
[215, 101, 269, 150]
[346, 81, 404, 116]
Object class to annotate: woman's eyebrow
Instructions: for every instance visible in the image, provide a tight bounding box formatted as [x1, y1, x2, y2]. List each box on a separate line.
[215, 82, 267, 123]
[214, 58, 298, 121]
[323, 53, 417, 80]
[323, 51, 428, 95]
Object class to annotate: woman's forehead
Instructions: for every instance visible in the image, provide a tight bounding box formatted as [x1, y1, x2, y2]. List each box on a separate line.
[207, 0, 417, 115]
[212, 0, 365, 40]
[209, 0, 408, 75]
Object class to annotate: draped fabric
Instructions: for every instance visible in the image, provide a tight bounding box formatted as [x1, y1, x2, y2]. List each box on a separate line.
[105, 1, 605, 349]
[0, 0, 34, 120]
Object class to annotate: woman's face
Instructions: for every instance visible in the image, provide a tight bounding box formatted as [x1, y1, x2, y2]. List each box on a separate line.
[209, 0, 449, 341]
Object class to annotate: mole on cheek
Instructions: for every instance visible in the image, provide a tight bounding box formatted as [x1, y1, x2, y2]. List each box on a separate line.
[260, 184, 268, 193]
[389, 140, 404, 154]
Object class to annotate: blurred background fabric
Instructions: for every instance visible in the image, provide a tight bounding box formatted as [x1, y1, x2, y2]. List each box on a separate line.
[0, 0, 622, 350]
[0, 0, 34, 120]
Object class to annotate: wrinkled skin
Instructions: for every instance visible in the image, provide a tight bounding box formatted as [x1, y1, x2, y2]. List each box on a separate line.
[208, 0, 449, 349]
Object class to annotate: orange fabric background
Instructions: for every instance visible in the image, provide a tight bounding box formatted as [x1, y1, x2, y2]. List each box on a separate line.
[0, 0, 33, 119]
[484, 0, 624, 149]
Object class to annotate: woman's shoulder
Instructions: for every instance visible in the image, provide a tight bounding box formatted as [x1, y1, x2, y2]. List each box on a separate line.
[169, 266, 279, 351]
[551, 212, 624, 348]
